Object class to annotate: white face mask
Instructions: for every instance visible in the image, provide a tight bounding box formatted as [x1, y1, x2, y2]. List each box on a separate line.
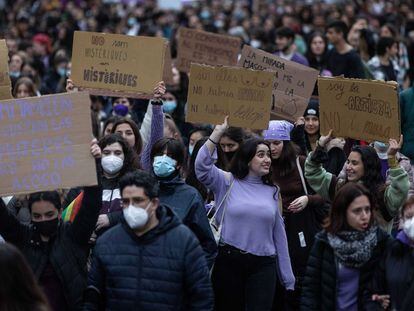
[101, 155, 123, 174]
[123, 202, 151, 230]
[403, 217, 414, 240]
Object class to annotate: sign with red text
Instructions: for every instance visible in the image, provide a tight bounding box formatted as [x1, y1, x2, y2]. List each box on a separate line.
[237, 45, 318, 121]
[0, 40, 12, 100]
[71, 31, 166, 98]
[318, 77, 400, 142]
[0, 92, 98, 196]
[177, 27, 241, 73]
[186, 64, 273, 129]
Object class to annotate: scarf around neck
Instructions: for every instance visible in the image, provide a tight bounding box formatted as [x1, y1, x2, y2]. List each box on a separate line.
[328, 226, 378, 268]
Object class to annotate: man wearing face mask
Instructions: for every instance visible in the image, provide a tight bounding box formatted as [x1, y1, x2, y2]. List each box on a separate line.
[83, 170, 213, 311]
[0, 185, 102, 311]
[366, 197, 414, 311]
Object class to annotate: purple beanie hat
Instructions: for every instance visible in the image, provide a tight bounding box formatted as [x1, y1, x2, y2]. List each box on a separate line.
[263, 120, 294, 141]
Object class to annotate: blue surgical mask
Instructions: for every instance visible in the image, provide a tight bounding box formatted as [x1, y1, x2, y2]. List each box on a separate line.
[163, 100, 177, 113]
[57, 68, 67, 77]
[9, 71, 20, 78]
[188, 144, 194, 156]
[113, 105, 129, 117]
[153, 155, 177, 177]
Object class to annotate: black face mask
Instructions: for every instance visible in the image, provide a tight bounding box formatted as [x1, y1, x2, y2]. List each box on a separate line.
[33, 217, 59, 237]
[225, 151, 236, 162]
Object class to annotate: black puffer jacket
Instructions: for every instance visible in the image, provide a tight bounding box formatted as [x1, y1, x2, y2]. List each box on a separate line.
[301, 227, 391, 311]
[84, 204, 214, 311]
[159, 176, 217, 268]
[0, 186, 102, 311]
[365, 236, 414, 311]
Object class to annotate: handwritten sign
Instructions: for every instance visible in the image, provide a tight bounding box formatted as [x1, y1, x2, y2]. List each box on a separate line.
[0, 92, 98, 196]
[163, 42, 174, 85]
[237, 45, 318, 121]
[318, 77, 400, 142]
[177, 27, 241, 73]
[71, 31, 166, 98]
[186, 64, 273, 129]
[0, 40, 12, 100]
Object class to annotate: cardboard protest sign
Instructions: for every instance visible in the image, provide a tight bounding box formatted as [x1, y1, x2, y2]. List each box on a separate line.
[163, 42, 174, 85]
[0, 92, 98, 196]
[186, 64, 273, 129]
[71, 31, 166, 98]
[237, 45, 318, 122]
[318, 77, 400, 142]
[0, 40, 12, 100]
[177, 28, 241, 73]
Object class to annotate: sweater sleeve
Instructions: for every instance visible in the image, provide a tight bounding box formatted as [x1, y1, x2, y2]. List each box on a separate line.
[140, 102, 164, 171]
[195, 143, 230, 194]
[139, 102, 153, 147]
[273, 197, 295, 290]
[304, 148, 337, 201]
[384, 166, 410, 218]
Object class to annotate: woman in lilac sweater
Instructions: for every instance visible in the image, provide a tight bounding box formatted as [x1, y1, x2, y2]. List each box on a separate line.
[195, 117, 294, 310]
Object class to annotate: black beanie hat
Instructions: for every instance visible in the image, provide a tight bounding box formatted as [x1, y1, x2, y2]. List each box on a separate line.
[303, 99, 319, 118]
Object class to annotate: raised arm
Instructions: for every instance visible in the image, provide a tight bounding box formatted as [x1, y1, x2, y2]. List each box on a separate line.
[140, 81, 166, 171]
[0, 197, 30, 245]
[195, 117, 231, 193]
[384, 136, 410, 219]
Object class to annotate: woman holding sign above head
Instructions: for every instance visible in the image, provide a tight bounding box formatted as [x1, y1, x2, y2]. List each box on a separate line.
[0, 140, 102, 311]
[195, 116, 295, 311]
[304, 129, 409, 233]
[291, 100, 347, 176]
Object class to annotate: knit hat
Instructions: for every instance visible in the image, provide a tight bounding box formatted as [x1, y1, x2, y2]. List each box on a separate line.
[263, 120, 294, 141]
[303, 99, 319, 118]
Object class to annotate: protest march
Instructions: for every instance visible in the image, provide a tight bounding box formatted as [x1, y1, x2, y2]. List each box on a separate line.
[1, 0, 414, 310]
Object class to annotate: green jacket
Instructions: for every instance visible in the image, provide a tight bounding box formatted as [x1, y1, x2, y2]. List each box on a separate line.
[400, 87, 414, 163]
[304, 147, 409, 232]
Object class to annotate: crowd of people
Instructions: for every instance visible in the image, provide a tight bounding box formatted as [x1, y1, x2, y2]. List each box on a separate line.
[1, 0, 414, 310]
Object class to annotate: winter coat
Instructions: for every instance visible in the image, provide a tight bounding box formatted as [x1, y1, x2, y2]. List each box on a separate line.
[0, 186, 102, 311]
[272, 156, 329, 278]
[301, 228, 391, 311]
[400, 87, 414, 163]
[159, 176, 217, 268]
[365, 236, 414, 311]
[84, 204, 214, 311]
[305, 146, 410, 232]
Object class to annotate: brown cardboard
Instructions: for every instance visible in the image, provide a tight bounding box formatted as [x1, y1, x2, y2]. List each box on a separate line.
[0, 92, 98, 196]
[71, 31, 166, 98]
[237, 45, 318, 122]
[186, 64, 273, 129]
[318, 77, 400, 142]
[177, 28, 241, 73]
[163, 42, 174, 85]
[0, 40, 12, 100]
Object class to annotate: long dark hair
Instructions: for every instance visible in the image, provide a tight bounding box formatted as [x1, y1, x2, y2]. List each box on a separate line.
[0, 243, 49, 311]
[230, 138, 276, 193]
[350, 145, 384, 190]
[111, 118, 143, 155]
[271, 141, 302, 177]
[99, 133, 139, 175]
[186, 137, 209, 201]
[325, 183, 374, 234]
[216, 127, 246, 171]
[305, 32, 329, 72]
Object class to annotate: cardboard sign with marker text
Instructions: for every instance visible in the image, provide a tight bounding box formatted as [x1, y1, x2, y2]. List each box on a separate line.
[186, 64, 273, 129]
[71, 31, 166, 98]
[318, 77, 400, 142]
[163, 42, 174, 85]
[0, 92, 98, 196]
[0, 40, 12, 100]
[177, 28, 241, 73]
[237, 45, 318, 122]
